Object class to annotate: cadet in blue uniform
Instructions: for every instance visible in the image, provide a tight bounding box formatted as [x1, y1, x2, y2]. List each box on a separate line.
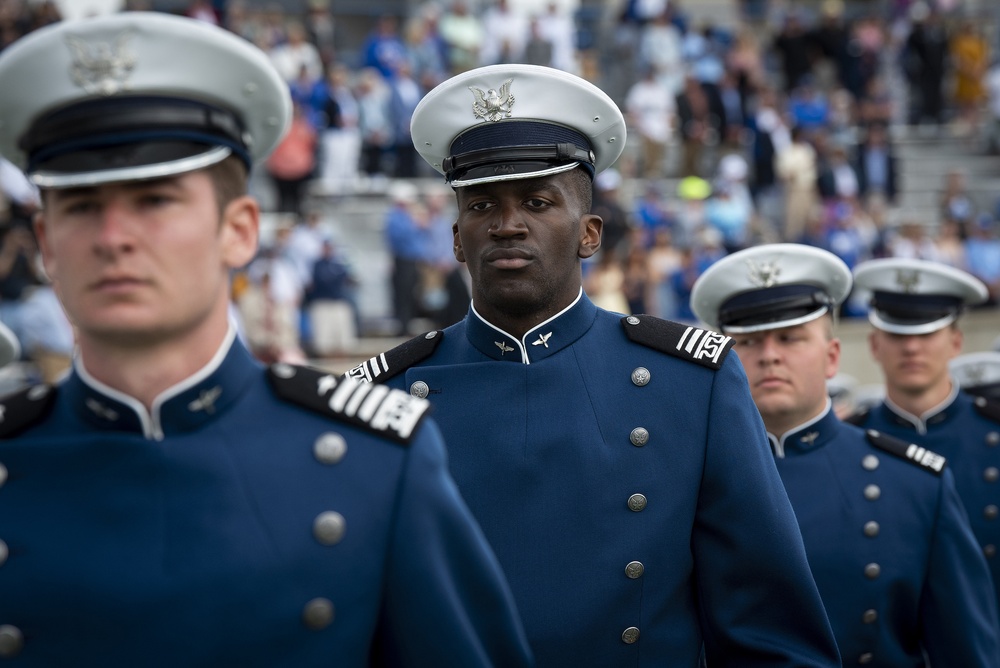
[0, 13, 532, 666]
[849, 258, 1000, 613]
[348, 64, 841, 666]
[691, 244, 1000, 666]
[952, 351, 1000, 402]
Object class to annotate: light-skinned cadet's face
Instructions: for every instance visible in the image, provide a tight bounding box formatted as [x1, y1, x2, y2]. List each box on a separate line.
[868, 325, 962, 396]
[453, 172, 601, 324]
[35, 170, 257, 348]
[731, 317, 840, 431]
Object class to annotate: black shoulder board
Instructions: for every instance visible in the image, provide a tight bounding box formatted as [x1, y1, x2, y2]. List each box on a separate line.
[0, 384, 57, 438]
[267, 363, 430, 445]
[865, 429, 945, 476]
[620, 315, 733, 370]
[972, 395, 1000, 424]
[843, 406, 871, 426]
[344, 330, 444, 384]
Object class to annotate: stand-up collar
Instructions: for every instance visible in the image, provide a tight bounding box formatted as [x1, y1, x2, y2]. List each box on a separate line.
[466, 289, 597, 364]
[767, 400, 837, 459]
[63, 328, 257, 440]
[880, 380, 960, 435]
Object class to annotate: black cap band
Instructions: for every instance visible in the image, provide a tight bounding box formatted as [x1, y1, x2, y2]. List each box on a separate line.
[719, 284, 833, 330]
[446, 120, 595, 183]
[22, 96, 250, 176]
[869, 291, 963, 325]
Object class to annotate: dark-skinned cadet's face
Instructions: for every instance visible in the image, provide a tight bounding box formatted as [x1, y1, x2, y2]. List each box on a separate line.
[452, 170, 601, 323]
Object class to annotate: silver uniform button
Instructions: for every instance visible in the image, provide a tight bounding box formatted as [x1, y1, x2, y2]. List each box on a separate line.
[861, 454, 879, 471]
[625, 561, 645, 579]
[409, 381, 429, 399]
[425, 331, 438, 340]
[314, 433, 348, 465]
[0, 625, 23, 658]
[302, 597, 335, 630]
[272, 363, 296, 379]
[626, 316, 640, 326]
[987, 432, 1000, 447]
[985, 505, 999, 521]
[859, 652, 874, 664]
[985, 544, 997, 559]
[984, 467, 999, 483]
[313, 511, 347, 545]
[863, 521, 880, 538]
[630, 427, 649, 447]
[862, 609, 878, 624]
[864, 563, 881, 579]
[863, 484, 881, 501]
[621, 627, 640, 644]
[627, 493, 647, 512]
[0, 462, 6, 489]
[631, 367, 650, 387]
[27, 385, 49, 401]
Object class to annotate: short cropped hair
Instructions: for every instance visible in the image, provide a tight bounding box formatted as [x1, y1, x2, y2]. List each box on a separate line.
[206, 155, 249, 213]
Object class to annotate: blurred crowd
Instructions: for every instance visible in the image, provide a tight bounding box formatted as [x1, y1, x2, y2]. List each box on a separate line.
[1, 0, 999, 378]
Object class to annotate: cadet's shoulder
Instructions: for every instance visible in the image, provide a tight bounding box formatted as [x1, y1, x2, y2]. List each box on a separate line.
[864, 428, 947, 476]
[618, 314, 734, 371]
[344, 330, 444, 385]
[266, 363, 431, 445]
[0, 383, 57, 439]
[970, 394, 1000, 425]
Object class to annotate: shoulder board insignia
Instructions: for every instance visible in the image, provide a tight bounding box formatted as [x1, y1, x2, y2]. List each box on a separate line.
[0, 384, 57, 438]
[620, 315, 733, 370]
[972, 395, 1000, 425]
[267, 364, 430, 445]
[344, 330, 444, 384]
[865, 429, 945, 476]
[843, 406, 871, 426]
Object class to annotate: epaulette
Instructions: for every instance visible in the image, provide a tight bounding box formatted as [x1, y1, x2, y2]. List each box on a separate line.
[865, 429, 945, 476]
[962, 381, 1000, 403]
[843, 406, 871, 426]
[344, 330, 444, 384]
[620, 315, 733, 371]
[972, 394, 1000, 424]
[0, 384, 57, 438]
[267, 363, 430, 445]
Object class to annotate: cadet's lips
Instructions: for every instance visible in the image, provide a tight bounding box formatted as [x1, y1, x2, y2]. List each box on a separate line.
[484, 248, 533, 269]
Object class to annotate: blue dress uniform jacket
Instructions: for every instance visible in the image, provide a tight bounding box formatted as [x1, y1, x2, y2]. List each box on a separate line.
[772, 407, 1000, 666]
[0, 336, 533, 667]
[349, 294, 841, 667]
[850, 387, 1000, 613]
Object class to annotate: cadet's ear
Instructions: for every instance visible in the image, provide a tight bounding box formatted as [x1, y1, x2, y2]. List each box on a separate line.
[578, 214, 602, 259]
[453, 221, 466, 263]
[221, 195, 259, 269]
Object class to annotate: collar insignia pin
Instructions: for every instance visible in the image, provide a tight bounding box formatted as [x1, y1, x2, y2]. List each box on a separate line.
[532, 332, 553, 348]
[495, 341, 514, 355]
[188, 386, 222, 414]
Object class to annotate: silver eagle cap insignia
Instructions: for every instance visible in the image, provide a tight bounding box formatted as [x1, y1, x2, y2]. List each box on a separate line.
[894, 269, 920, 293]
[65, 30, 136, 96]
[470, 78, 515, 122]
[746, 258, 782, 288]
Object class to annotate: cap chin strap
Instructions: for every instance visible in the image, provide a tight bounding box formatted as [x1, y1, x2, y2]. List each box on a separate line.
[30, 145, 232, 189]
[868, 310, 957, 335]
[451, 161, 579, 188]
[721, 306, 829, 335]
